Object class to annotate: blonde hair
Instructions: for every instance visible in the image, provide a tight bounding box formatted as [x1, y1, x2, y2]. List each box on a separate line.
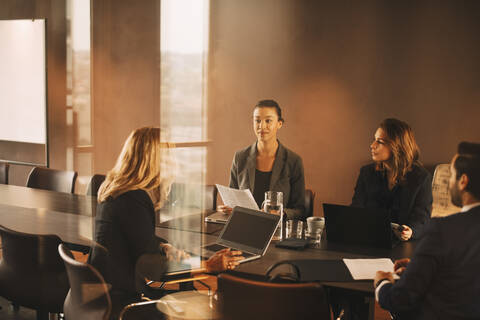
[376, 118, 421, 186]
[98, 127, 175, 209]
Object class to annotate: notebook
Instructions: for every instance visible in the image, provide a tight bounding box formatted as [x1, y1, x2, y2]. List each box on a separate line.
[323, 203, 397, 249]
[201, 206, 280, 263]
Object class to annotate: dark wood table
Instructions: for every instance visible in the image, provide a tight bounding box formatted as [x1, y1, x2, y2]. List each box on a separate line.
[156, 227, 417, 320]
[0, 184, 97, 216]
[0, 185, 96, 251]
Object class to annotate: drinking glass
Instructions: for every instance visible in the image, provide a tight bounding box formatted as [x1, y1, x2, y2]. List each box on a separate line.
[262, 191, 284, 240]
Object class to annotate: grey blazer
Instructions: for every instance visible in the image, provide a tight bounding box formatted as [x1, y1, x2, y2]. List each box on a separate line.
[229, 141, 306, 219]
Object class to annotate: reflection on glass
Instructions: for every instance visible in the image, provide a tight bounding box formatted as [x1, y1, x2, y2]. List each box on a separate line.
[160, 0, 210, 242]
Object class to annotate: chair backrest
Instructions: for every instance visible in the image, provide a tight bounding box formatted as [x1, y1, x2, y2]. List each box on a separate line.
[217, 273, 331, 320]
[431, 164, 458, 217]
[305, 189, 315, 218]
[58, 243, 111, 320]
[0, 225, 68, 312]
[86, 174, 106, 197]
[0, 161, 9, 184]
[26, 166, 78, 193]
[205, 184, 218, 211]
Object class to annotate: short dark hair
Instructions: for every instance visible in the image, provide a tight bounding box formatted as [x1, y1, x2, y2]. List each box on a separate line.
[254, 99, 284, 123]
[454, 142, 480, 199]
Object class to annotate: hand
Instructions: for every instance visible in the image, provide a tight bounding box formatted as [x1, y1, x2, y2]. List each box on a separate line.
[217, 205, 233, 214]
[374, 271, 394, 288]
[393, 225, 412, 241]
[205, 248, 244, 272]
[393, 258, 410, 275]
[161, 244, 190, 262]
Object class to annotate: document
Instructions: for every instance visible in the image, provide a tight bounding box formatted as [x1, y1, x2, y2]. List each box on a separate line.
[343, 258, 399, 280]
[215, 184, 259, 210]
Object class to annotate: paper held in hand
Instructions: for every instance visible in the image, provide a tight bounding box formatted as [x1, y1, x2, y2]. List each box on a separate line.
[343, 258, 400, 280]
[215, 184, 259, 210]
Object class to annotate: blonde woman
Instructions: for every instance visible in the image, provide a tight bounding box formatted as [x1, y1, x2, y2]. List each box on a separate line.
[89, 127, 243, 317]
[352, 118, 433, 241]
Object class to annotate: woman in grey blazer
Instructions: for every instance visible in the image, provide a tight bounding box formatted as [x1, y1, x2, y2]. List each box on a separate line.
[227, 99, 306, 219]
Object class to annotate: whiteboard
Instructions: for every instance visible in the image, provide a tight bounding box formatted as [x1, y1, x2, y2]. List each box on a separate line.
[0, 19, 47, 145]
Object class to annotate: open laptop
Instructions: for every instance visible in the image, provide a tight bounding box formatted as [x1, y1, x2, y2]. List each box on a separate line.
[323, 203, 398, 249]
[201, 206, 280, 263]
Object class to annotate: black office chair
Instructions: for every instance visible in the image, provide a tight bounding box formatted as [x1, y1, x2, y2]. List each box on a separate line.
[305, 188, 315, 218]
[58, 243, 111, 320]
[0, 161, 9, 184]
[0, 225, 69, 320]
[26, 166, 78, 194]
[217, 272, 331, 320]
[205, 184, 218, 211]
[86, 174, 106, 197]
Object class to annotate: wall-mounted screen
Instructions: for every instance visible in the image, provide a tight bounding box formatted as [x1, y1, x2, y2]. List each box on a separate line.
[0, 19, 48, 166]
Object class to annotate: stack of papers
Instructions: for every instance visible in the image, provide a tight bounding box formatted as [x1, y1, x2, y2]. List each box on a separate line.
[215, 184, 259, 210]
[343, 258, 400, 280]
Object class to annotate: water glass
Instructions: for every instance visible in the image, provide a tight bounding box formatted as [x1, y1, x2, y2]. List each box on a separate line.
[285, 219, 304, 239]
[306, 216, 325, 245]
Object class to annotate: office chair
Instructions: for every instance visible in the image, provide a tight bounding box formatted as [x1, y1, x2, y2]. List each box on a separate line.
[217, 272, 331, 320]
[305, 188, 315, 218]
[26, 166, 78, 194]
[58, 243, 111, 320]
[86, 174, 106, 197]
[0, 161, 9, 184]
[431, 164, 458, 217]
[0, 225, 69, 320]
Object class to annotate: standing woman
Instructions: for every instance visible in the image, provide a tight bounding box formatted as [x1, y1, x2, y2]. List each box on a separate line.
[352, 118, 432, 240]
[228, 99, 305, 219]
[89, 127, 243, 318]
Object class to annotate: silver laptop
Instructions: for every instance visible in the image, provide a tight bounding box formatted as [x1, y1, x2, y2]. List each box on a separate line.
[205, 211, 230, 224]
[201, 206, 280, 263]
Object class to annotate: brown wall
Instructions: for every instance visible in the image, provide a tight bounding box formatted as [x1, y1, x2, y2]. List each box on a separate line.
[0, 0, 67, 185]
[207, 0, 480, 216]
[91, 0, 160, 175]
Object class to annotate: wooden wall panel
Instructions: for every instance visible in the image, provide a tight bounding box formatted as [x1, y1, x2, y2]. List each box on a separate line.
[207, 0, 480, 216]
[91, 0, 160, 175]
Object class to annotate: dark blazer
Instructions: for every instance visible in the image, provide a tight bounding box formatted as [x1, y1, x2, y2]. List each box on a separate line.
[88, 189, 167, 302]
[378, 205, 480, 320]
[229, 141, 306, 219]
[351, 163, 432, 239]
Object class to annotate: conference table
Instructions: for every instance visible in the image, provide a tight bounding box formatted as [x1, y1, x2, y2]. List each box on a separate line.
[0, 185, 417, 319]
[0, 184, 96, 249]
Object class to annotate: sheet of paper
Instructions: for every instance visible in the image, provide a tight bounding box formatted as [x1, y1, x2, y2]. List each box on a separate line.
[343, 258, 399, 280]
[215, 184, 259, 210]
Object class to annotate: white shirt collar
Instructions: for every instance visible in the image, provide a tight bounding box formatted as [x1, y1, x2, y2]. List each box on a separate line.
[461, 202, 480, 213]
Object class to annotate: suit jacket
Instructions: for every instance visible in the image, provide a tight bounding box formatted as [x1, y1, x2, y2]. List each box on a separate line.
[88, 189, 167, 300]
[351, 163, 432, 239]
[229, 141, 306, 219]
[378, 205, 480, 320]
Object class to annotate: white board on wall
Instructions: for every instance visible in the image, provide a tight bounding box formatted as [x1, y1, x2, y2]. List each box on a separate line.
[0, 19, 47, 145]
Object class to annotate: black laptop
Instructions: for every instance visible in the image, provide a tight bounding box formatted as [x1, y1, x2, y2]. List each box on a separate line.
[323, 203, 398, 249]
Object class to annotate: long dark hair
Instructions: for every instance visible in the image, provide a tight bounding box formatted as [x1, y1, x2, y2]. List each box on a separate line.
[376, 118, 421, 186]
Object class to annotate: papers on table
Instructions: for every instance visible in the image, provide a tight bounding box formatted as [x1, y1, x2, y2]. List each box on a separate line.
[215, 184, 259, 210]
[343, 258, 400, 280]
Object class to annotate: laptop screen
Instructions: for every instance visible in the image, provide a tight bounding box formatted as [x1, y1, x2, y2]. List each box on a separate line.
[218, 206, 280, 254]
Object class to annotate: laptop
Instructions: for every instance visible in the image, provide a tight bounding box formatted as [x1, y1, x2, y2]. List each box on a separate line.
[201, 206, 280, 263]
[323, 203, 397, 249]
[204, 210, 230, 224]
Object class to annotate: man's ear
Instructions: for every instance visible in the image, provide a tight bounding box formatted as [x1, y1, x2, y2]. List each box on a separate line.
[458, 173, 469, 191]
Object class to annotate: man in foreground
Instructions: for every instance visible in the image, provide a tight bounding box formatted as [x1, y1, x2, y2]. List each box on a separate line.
[374, 142, 480, 319]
